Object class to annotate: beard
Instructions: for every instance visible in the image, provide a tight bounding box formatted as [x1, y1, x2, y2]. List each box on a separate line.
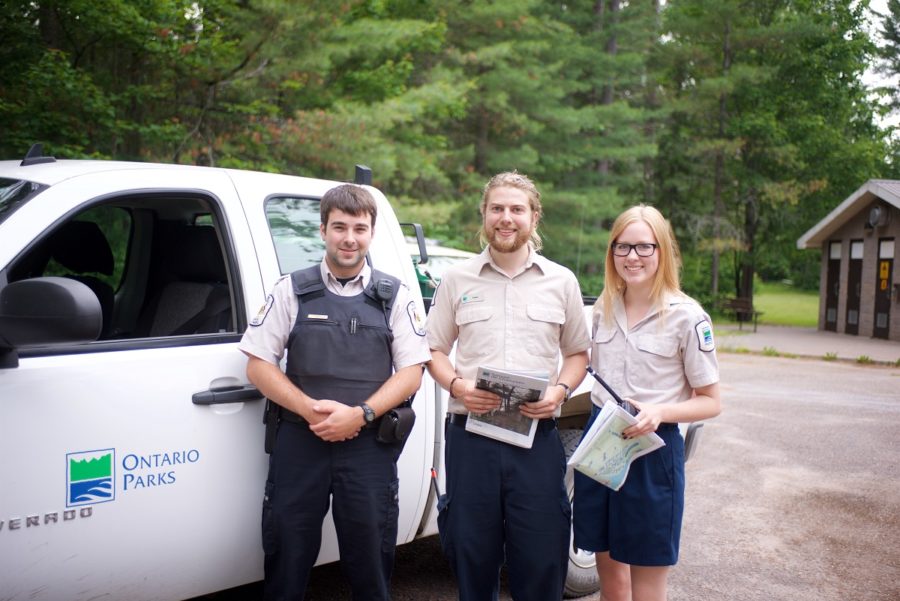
[484, 224, 532, 253]
[325, 246, 364, 274]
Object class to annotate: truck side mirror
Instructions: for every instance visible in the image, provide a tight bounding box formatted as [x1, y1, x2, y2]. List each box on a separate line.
[0, 277, 102, 358]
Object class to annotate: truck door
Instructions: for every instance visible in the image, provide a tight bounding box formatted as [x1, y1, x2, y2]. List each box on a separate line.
[0, 168, 268, 601]
[825, 241, 841, 332]
[845, 240, 863, 335]
[874, 238, 894, 339]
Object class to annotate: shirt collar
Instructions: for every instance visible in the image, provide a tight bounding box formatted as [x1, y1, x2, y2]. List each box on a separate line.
[320, 260, 371, 288]
[612, 290, 686, 331]
[477, 245, 546, 277]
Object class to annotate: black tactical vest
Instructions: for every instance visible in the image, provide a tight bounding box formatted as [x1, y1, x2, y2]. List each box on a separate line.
[285, 265, 398, 406]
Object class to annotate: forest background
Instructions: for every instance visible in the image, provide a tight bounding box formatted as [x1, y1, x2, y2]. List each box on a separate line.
[3, 0, 900, 306]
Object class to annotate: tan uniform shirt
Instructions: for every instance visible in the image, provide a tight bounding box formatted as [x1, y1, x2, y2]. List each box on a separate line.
[590, 293, 719, 407]
[239, 261, 431, 370]
[427, 247, 591, 415]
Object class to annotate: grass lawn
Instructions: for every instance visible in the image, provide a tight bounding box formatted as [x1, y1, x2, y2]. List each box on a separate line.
[721, 281, 820, 328]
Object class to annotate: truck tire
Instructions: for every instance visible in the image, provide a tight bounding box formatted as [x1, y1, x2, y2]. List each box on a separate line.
[560, 428, 601, 598]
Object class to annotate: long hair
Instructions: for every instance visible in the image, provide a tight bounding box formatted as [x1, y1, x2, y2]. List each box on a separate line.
[594, 204, 682, 322]
[478, 171, 543, 251]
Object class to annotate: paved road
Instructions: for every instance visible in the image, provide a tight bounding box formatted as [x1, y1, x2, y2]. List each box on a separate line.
[206, 352, 900, 600]
[668, 353, 900, 601]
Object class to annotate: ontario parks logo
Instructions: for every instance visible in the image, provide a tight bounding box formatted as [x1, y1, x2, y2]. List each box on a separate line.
[67, 449, 115, 507]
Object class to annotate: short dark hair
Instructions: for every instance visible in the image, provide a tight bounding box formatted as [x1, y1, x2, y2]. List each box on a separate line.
[320, 184, 377, 227]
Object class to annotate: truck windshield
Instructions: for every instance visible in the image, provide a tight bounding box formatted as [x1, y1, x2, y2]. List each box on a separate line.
[0, 178, 44, 226]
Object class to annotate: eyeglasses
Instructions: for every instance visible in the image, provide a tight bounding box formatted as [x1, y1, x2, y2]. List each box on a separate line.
[612, 243, 658, 257]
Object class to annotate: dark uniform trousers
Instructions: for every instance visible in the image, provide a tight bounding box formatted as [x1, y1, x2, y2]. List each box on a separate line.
[262, 419, 402, 601]
[438, 418, 571, 601]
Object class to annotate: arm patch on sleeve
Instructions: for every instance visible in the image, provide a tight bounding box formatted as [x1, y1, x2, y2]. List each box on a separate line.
[250, 294, 275, 327]
[695, 319, 715, 352]
[407, 300, 426, 336]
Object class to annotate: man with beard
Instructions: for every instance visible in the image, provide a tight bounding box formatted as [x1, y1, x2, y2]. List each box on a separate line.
[426, 171, 590, 601]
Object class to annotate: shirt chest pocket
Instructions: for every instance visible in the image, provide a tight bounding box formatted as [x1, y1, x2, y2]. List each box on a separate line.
[456, 306, 496, 356]
[524, 304, 565, 357]
[636, 334, 680, 358]
[593, 326, 617, 346]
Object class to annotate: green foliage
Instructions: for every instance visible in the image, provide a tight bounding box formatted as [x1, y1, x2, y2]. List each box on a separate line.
[874, 0, 900, 115]
[1, 0, 895, 297]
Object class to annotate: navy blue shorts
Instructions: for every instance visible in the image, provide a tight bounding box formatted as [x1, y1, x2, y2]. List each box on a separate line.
[572, 404, 685, 566]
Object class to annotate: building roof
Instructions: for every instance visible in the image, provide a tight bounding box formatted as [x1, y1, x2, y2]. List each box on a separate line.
[797, 179, 900, 249]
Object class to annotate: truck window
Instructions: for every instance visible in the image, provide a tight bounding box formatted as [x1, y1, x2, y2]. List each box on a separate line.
[40, 206, 130, 292]
[4, 193, 238, 347]
[265, 197, 324, 274]
[0, 177, 44, 225]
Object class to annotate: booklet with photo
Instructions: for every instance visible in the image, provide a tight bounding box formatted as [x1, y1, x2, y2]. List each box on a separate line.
[465, 366, 548, 449]
[567, 400, 665, 491]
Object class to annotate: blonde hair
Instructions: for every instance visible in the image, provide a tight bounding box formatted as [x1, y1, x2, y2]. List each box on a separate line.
[594, 204, 682, 321]
[478, 171, 543, 251]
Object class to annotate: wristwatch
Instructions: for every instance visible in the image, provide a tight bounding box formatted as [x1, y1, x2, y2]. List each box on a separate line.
[557, 382, 571, 403]
[361, 403, 376, 424]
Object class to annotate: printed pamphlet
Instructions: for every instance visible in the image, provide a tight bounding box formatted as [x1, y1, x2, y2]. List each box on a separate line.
[567, 401, 665, 491]
[465, 366, 548, 449]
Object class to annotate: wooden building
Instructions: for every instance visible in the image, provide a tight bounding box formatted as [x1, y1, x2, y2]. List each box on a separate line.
[797, 179, 899, 341]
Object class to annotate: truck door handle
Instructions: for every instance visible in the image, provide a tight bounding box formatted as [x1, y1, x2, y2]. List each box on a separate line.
[192, 385, 264, 405]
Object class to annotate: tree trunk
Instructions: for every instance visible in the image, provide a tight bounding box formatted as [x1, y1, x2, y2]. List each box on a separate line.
[474, 106, 489, 174]
[739, 190, 759, 301]
[642, 0, 661, 203]
[595, 0, 619, 177]
[711, 20, 732, 298]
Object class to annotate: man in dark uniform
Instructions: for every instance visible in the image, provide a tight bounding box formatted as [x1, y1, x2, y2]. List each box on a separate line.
[239, 184, 431, 601]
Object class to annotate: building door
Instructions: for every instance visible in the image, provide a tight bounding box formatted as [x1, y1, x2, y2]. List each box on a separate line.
[825, 241, 841, 332]
[845, 240, 863, 335]
[874, 238, 894, 340]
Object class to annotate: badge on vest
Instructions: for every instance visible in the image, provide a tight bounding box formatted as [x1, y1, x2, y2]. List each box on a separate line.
[407, 301, 426, 336]
[695, 320, 715, 352]
[250, 294, 274, 327]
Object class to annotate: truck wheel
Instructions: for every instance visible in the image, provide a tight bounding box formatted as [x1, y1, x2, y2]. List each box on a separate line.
[560, 428, 601, 598]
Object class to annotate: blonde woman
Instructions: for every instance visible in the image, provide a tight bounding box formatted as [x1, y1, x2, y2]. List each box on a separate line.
[573, 205, 721, 601]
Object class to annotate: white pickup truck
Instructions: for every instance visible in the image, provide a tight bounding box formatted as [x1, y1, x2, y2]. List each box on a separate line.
[0, 148, 703, 600]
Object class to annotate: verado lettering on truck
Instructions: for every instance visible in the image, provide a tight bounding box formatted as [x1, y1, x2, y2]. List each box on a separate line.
[0, 447, 201, 534]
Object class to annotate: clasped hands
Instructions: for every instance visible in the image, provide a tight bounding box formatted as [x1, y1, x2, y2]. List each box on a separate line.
[308, 399, 364, 442]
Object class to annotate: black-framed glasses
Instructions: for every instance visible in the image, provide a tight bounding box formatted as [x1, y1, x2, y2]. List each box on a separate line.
[612, 242, 658, 257]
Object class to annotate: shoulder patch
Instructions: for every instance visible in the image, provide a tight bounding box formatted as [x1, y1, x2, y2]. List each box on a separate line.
[250, 294, 275, 327]
[407, 300, 426, 336]
[695, 319, 715, 352]
[430, 281, 441, 308]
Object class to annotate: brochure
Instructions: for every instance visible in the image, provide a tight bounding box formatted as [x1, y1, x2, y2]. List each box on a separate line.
[567, 401, 665, 491]
[464, 366, 548, 449]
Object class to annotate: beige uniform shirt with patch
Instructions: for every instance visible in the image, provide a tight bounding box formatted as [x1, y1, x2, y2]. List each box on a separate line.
[239, 261, 431, 370]
[427, 247, 591, 415]
[589, 293, 719, 408]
